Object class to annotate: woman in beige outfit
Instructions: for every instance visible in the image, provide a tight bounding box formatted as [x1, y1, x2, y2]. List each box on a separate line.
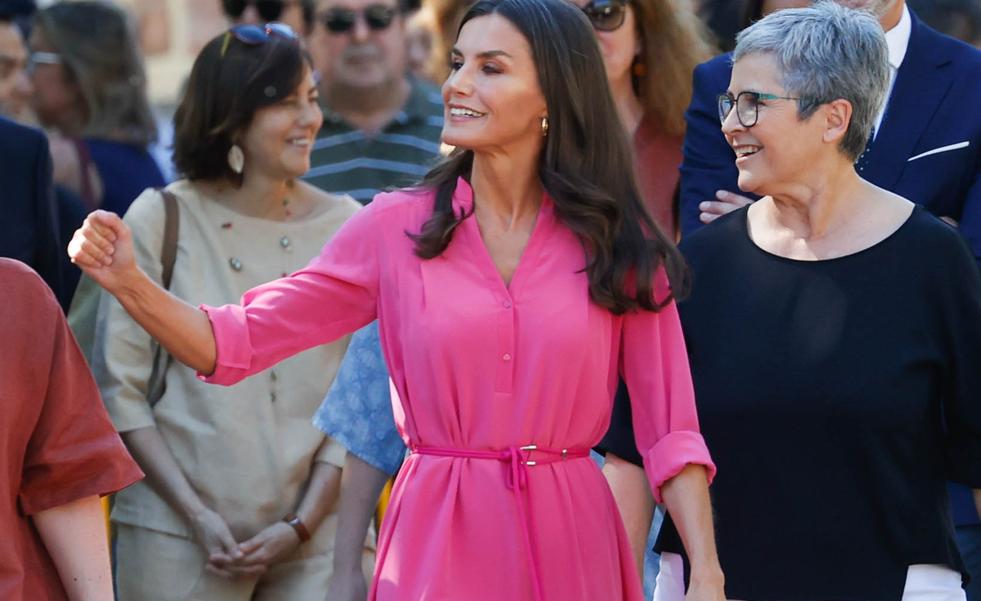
[88, 24, 369, 600]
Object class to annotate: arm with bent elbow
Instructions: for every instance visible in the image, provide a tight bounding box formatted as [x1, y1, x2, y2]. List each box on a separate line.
[33, 495, 114, 601]
[68, 210, 216, 374]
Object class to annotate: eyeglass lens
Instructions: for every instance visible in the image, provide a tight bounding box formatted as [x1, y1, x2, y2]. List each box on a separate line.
[718, 92, 761, 127]
[581, 0, 627, 32]
[324, 5, 396, 33]
[223, 0, 285, 21]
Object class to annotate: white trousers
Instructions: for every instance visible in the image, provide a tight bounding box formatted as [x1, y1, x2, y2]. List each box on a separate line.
[653, 552, 967, 601]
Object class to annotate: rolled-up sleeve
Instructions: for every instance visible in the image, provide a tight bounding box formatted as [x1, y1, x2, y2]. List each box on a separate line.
[620, 272, 716, 503]
[20, 276, 143, 515]
[200, 198, 385, 386]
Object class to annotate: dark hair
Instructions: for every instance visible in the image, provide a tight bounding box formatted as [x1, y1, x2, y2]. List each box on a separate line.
[409, 0, 687, 314]
[172, 29, 308, 184]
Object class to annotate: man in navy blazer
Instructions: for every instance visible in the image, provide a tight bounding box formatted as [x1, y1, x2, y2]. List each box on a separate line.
[0, 116, 65, 307]
[674, 0, 981, 595]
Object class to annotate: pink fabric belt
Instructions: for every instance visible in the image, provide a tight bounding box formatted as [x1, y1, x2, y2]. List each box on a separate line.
[410, 444, 591, 601]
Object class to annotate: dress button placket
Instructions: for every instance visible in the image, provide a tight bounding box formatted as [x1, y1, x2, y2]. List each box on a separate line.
[495, 293, 515, 393]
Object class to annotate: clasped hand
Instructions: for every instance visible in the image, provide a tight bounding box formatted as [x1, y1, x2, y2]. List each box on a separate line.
[192, 507, 301, 579]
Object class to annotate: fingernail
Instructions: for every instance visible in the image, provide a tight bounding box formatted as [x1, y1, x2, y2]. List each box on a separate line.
[699, 202, 708, 210]
[715, 191, 726, 199]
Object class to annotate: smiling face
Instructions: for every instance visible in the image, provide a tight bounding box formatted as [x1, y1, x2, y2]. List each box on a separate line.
[723, 53, 827, 196]
[238, 65, 323, 180]
[441, 14, 548, 156]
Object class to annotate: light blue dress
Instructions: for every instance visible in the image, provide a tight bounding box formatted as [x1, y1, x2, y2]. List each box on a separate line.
[313, 321, 406, 475]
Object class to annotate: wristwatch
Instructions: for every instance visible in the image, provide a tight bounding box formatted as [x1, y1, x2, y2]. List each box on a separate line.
[283, 513, 311, 543]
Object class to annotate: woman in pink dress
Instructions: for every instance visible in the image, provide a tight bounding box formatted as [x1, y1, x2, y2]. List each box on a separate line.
[68, 0, 724, 599]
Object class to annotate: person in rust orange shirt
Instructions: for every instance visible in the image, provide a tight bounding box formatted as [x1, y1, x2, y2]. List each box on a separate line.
[0, 258, 142, 601]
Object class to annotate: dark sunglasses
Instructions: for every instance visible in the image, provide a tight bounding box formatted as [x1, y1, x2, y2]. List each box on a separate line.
[323, 5, 397, 34]
[579, 0, 628, 32]
[222, 0, 288, 22]
[222, 22, 299, 56]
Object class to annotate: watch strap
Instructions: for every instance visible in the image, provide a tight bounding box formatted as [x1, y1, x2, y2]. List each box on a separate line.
[283, 513, 311, 543]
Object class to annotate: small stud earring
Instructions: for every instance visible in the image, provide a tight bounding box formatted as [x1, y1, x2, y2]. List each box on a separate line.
[541, 116, 549, 137]
[632, 60, 647, 78]
[227, 144, 244, 175]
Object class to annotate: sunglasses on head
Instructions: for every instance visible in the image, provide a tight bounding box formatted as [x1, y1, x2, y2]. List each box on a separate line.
[323, 5, 397, 34]
[579, 0, 628, 32]
[222, 22, 299, 56]
[223, 0, 290, 22]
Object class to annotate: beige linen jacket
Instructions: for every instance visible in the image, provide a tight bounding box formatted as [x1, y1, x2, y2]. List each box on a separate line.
[91, 180, 361, 551]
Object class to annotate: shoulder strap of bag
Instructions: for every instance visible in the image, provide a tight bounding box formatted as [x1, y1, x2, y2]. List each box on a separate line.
[159, 189, 180, 289]
[147, 188, 180, 408]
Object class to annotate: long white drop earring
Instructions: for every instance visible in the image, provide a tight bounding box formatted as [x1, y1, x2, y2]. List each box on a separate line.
[227, 144, 244, 174]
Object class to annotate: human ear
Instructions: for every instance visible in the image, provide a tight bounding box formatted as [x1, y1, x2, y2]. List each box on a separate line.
[822, 98, 852, 146]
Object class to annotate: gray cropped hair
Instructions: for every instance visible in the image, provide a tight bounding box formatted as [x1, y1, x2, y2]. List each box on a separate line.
[733, 1, 889, 161]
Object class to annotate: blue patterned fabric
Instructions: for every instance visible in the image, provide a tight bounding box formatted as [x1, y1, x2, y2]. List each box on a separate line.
[313, 321, 406, 475]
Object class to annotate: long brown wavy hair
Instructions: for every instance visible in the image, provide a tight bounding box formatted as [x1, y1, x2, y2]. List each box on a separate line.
[631, 0, 715, 136]
[408, 0, 689, 315]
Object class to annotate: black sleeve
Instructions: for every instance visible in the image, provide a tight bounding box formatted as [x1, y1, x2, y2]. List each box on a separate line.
[597, 380, 644, 467]
[939, 231, 981, 487]
[29, 131, 66, 311]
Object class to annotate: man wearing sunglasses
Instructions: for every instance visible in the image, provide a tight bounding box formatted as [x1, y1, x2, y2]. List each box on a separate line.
[300, 3, 442, 601]
[221, 0, 315, 36]
[304, 0, 440, 205]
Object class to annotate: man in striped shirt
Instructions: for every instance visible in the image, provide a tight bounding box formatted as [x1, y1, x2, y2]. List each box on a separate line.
[304, 2, 444, 600]
[304, 0, 443, 204]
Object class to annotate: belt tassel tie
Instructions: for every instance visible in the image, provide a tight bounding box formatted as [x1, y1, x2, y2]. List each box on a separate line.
[410, 444, 590, 601]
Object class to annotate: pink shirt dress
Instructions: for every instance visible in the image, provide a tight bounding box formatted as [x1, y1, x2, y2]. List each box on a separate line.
[201, 178, 715, 601]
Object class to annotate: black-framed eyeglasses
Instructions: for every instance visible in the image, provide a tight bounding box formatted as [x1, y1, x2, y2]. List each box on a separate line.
[221, 22, 298, 56]
[222, 0, 290, 22]
[579, 0, 628, 32]
[718, 90, 800, 128]
[323, 5, 398, 34]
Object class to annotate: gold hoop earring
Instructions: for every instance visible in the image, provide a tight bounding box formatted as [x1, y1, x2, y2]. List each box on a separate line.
[541, 116, 549, 137]
[227, 144, 244, 175]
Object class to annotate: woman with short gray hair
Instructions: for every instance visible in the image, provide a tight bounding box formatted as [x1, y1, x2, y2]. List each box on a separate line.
[642, 3, 981, 600]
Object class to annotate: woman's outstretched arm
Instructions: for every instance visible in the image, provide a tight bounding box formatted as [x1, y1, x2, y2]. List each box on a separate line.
[68, 210, 217, 374]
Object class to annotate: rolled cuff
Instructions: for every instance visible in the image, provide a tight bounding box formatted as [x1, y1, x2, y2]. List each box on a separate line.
[643, 430, 717, 504]
[315, 436, 348, 469]
[108, 402, 157, 434]
[20, 445, 144, 515]
[196, 303, 252, 385]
